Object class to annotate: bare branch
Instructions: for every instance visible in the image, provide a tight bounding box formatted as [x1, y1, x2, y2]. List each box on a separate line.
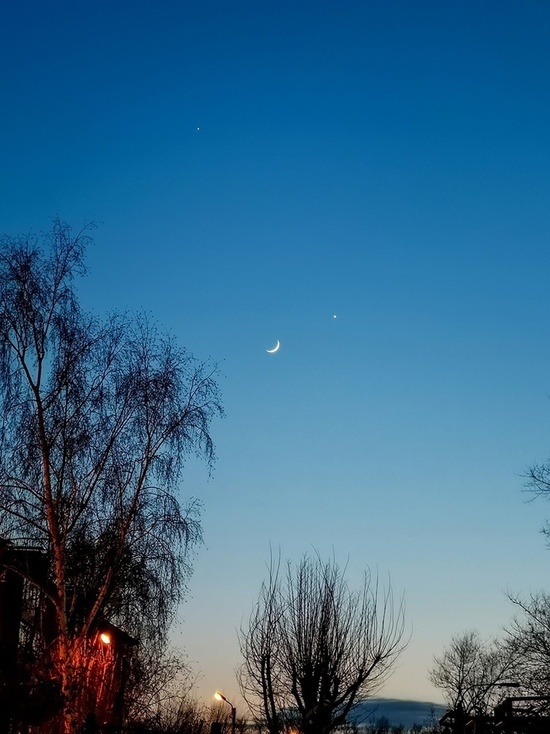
[239, 553, 407, 734]
[0, 219, 223, 732]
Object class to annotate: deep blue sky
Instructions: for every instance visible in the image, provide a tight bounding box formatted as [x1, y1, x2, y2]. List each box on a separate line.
[3, 0, 550, 704]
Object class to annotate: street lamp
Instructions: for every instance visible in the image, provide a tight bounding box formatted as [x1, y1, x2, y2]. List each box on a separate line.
[214, 691, 236, 734]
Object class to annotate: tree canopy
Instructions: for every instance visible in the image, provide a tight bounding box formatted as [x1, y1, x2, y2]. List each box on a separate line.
[429, 630, 518, 719]
[0, 219, 223, 732]
[239, 553, 406, 734]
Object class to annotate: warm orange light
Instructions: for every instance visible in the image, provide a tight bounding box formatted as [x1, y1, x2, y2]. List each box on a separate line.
[214, 692, 223, 701]
[99, 632, 112, 645]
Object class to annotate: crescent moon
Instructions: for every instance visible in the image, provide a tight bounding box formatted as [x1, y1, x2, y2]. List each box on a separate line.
[266, 340, 280, 354]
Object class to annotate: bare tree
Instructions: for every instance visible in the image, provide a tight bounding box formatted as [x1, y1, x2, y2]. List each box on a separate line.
[238, 553, 407, 734]
[505, 592, 550, 698]
[429, 630, 518, 720]
[524, 459, 550, 546]
[127, 660, 217, 734]
[0, 220, 223, 733]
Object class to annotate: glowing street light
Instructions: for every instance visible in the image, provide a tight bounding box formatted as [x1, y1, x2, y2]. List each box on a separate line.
[99, 632, 112, 645]
[214, 691, 236, 734]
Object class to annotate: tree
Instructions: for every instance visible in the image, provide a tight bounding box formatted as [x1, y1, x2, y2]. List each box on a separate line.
[0, 220, 223, 733]
[238, 553, 407, 734]
[505, 592, 550, 698]
[524, 459, 550, 546]
[126, 660, 217, 734]
[429, 630, 518, 721]
[502, 452, 550, 700]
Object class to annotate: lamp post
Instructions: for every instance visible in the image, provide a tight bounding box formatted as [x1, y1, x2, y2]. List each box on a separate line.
[214, 691, 236, 734]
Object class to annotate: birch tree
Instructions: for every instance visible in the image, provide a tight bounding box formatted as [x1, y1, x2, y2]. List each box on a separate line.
[0, 219, 223, 733]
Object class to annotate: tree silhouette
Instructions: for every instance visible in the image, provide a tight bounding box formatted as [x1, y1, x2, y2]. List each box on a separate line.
[0, 219, 223, 733]
[239, 553, 406, 734]
[429, 630, 518, 720]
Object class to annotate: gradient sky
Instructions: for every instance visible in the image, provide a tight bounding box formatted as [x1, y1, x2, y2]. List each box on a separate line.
[2, 0, 550, 707]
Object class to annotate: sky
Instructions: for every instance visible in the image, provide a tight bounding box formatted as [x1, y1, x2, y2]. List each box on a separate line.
[2, 0, 550, 708]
